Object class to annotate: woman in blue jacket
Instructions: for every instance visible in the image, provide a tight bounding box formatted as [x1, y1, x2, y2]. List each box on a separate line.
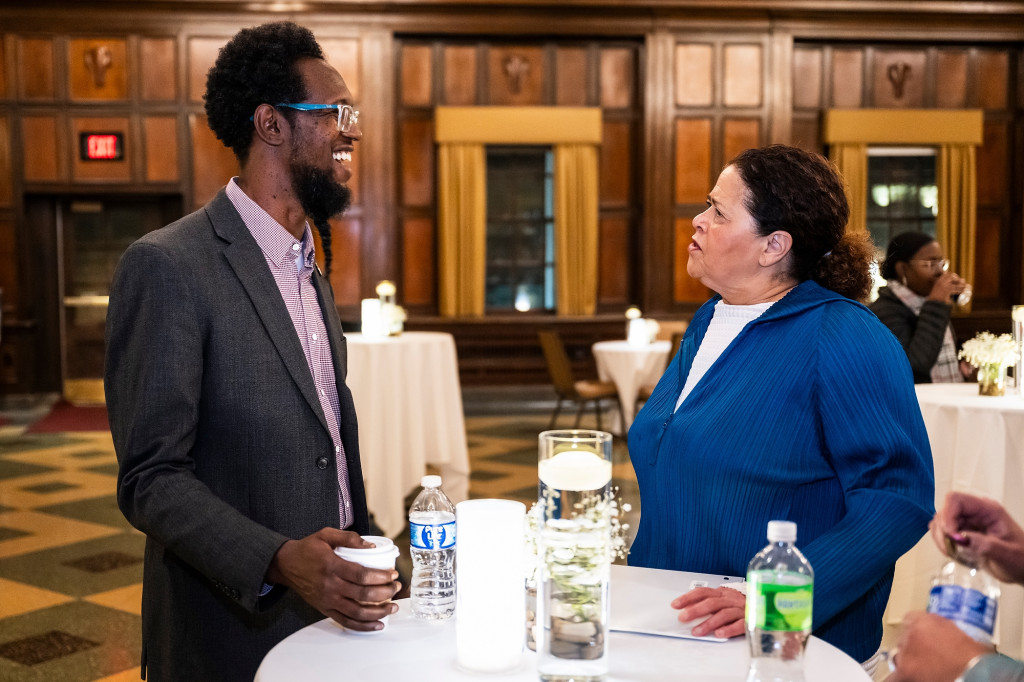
[628, 145, 935, 675]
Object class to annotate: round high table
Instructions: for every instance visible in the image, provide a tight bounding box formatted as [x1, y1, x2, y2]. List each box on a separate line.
[256, 565, 870, 682]
[345, 332, 470, 537]
[885, 382, 1024, 658]
[592, 340, 672, 432]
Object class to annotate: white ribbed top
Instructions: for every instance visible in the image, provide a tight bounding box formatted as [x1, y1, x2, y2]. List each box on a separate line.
[675, 300, 774, 411]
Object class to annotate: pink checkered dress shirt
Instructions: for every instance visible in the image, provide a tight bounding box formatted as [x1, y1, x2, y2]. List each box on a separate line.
[226, 179, 353, 529]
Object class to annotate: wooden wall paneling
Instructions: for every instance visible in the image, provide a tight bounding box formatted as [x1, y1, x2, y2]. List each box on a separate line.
[71, 116, 131, 182]
[399, 116, 434, 208]
[723, 44, 762, 108]
[598, 215, 629, 303]
[871, 49, 927, 108]
[401, 44, 433, 107]
[0, 115, 10, 206]
[488, 45, 544, 105]
[768, 32, 793, 145]
[68, 38, 127, 101]
[792, 47, 822, 109]
[975, 50, 1009, 110]
[144, 116, 179, 183]
[974, 211, 1002, 300]
[674, 118, 712, 204]
[0, 36, 7, 98]
[18, 37, 55, 100]
[140, 37, 177, 102]
[555, 46, 588, 106]
[321, 39, 361, 102]
[22, 116, 62, 181]
[600, 47, 634, 109]
[443, 45, 477, 105]
[328, 217, 361, 307]
[189, 113, 238, 210]
[723, 118, 761, 163]
[674, 215, 710, 302]
[600, 120, 631, 206]
[790, 115, 821, 152]
[830, 48, 864, 108]
[935, 49, 968, 108]
[0, 217, 15, 310]
[977, 120, 1009, 206]
[402, 216, 434, 306]
[188, 37, 225, 103]
[674, 43, 713, 107]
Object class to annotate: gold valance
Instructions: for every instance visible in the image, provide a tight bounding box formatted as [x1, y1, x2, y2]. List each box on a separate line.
[435, 106, 602, 145]
[823, 109, 983, 145]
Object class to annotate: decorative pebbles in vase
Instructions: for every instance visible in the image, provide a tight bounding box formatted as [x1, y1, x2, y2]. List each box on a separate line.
[959, 331, 1018, 397]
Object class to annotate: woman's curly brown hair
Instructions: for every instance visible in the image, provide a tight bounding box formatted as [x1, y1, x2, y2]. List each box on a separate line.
[729, 145, 873, 301]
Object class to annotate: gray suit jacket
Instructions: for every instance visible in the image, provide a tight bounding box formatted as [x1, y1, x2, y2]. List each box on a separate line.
[105, 189, 369, 682]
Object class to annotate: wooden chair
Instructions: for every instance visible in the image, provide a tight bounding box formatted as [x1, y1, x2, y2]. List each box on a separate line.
[635, 330, 686, 409]
[537, 329, 621, 431]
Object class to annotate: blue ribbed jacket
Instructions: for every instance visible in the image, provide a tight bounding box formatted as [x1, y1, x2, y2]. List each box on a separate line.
[627, 280, 935, 663]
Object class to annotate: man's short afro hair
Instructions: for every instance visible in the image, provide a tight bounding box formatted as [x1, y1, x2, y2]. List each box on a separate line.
[204, 21, 324, 163]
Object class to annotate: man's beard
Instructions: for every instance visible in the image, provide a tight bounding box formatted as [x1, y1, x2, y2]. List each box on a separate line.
[291, 158, 351, 277]
[291, 159, 351, 226]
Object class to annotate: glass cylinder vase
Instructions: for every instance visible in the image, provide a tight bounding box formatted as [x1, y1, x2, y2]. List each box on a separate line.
[536, 429, 614, 682]
[978, 362, 1007, 396]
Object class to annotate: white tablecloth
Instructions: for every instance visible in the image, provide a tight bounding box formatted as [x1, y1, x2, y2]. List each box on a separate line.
[885, 382, 1024, 657]
[592, 340, 672, 432]
[345, 332, 469, 537]
[256, 564, 870, 682]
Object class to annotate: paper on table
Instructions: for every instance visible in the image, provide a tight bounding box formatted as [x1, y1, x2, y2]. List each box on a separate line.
[609, 564, 745, 642]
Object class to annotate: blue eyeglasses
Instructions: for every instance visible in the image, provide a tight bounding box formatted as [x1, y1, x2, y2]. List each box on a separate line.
[271, 103, 360, 133]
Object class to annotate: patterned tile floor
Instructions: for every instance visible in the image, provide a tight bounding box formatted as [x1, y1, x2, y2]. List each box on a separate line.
[0, 387, 640, 682]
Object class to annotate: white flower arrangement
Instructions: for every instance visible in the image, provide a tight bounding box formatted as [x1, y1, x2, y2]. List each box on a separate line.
[958, 331, 1019, 369]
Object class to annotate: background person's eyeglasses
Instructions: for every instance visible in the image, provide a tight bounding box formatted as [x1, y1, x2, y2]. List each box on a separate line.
[274, 103, 359, 134]
[909, 258, 949, 272]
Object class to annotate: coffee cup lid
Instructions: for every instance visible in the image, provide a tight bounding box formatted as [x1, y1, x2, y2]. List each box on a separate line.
[334, 535, 398, 562]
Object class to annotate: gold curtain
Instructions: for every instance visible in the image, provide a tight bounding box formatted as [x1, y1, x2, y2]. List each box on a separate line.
[828, 143, 869, 236]
[937, 144, 977, 313]
[437, 143, 486, 317]
[434, 107, 602, 318]
[554, 143, 599, 316]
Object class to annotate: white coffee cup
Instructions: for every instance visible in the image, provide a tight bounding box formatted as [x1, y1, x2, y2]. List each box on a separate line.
[333, 535, 400, 634]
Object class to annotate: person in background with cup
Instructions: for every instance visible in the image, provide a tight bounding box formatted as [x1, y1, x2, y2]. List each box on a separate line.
[889, 491, 1024, 681]
[627, 145, 935, 676]
[870, 231, 973, 383]
[105, 22, 399, 681]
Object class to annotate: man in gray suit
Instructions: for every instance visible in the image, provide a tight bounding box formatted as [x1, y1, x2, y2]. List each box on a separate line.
[104, 22, 399, 681]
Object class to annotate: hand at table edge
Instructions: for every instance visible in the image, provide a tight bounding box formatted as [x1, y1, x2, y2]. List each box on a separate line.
[671, 585, 746, 639]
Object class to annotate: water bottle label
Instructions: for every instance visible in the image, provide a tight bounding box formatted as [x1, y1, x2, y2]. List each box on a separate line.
[409, 520, 456, 550]
[747, 578, 813, 632]
[928, 584, 997, 636]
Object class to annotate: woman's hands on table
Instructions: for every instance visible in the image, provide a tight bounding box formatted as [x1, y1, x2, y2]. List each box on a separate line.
[671, 585, 746, 638]
[267, 528, 400, 632]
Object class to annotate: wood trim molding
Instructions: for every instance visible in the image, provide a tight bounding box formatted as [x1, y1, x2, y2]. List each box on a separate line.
[435, 106, 602, 144]
[823, 109, 983, 145]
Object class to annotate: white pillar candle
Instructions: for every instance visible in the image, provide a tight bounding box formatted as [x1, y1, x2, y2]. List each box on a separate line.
[455, 499, 526, 673]
[627, 317, 649, 346]
[361, 298, 384, 337]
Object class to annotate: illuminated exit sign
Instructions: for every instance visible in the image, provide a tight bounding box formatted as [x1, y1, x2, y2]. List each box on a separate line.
[79, 132, 124, 161]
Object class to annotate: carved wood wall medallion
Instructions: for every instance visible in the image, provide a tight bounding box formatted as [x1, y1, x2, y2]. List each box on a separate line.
[84, 45, 113, 88]
[887, 61, 911, 99]
[503, 54, 530, 95]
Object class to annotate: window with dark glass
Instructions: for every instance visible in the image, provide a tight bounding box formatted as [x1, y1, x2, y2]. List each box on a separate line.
[866, 148, 938, 253]
[485, 146, 555, 312]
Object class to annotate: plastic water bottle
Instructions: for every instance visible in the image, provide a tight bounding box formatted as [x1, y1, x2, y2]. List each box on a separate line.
[745, 520, 814, 682]
[928, 551, 1000, 645]
[409, 474, 456, 621]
